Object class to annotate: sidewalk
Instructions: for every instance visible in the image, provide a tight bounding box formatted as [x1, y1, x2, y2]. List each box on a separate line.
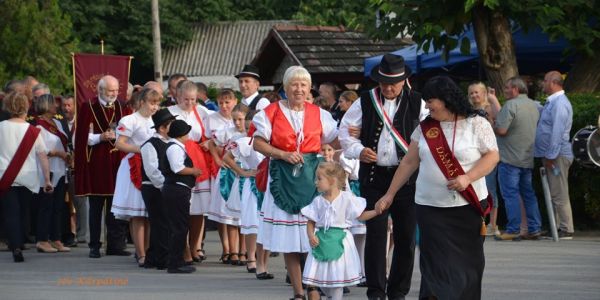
[1, 232, 598, 300]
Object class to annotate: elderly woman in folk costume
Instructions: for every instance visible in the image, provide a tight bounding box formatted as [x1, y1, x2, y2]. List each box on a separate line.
[252, 66, 339, 300]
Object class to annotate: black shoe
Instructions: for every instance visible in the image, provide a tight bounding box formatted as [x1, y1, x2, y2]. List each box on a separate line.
[269, 252, 279, 257]
[63, 239, 77, 248]
[256, 272, 274, 280]
[343, 287, 350, 294]
[143, 261, 166, 270]
[167, 265, 196, 273]
[12, 249, 24, 262]
[89, 248, 101, 258]
[106, 249, 132, 256]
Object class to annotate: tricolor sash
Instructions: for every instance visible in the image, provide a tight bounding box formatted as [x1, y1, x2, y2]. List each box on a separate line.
[0, 125, 41, 196]
[369, 87, 410, 154]
[37, 117, 68, 151]
[420, 117, 492, 218]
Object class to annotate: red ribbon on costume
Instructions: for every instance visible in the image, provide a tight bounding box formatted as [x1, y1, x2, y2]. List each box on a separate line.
[420, 117, 492, 217]
[129, 153, 143, 190]
[0, 125, 41, 196]
[37, 117, 68, 151]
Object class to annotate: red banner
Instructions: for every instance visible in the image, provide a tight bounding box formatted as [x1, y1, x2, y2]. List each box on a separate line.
[72, 53, 132, 106]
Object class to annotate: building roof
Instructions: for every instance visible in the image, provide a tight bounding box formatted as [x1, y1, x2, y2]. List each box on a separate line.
[252, 24, 412, 85]
[162, 20, 295, 78]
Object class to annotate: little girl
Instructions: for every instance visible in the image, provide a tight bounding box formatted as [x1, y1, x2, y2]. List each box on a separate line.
[206, 90, 246, 265]
[301, 162, 379, 300]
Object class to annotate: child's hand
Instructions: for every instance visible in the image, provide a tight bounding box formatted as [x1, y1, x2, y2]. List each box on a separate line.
[244, 170, 257, 177]
[191, 167, 202, 177]
[309, 234, 319, 248]
[200, 140, 211, 151]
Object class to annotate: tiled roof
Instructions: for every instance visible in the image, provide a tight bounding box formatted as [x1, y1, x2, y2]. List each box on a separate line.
[252, 24, 412, 84]
[162, 20, 296, 77]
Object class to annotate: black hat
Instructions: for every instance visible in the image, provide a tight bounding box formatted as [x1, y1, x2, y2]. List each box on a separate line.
[167, 119, 192, 138]
[370, 53, 412, 84]
[235, 64, 261, 80]
[151, 108, 177, 129]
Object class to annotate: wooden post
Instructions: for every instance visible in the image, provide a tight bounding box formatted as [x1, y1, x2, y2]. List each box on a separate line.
[151, 0, 163, 82]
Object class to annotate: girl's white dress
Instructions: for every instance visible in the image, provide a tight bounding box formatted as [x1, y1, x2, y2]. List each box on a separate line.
[111, 112, 154, 219]
[228, 136, 265, 235]
[252, 102, 338, 253]
[301, 191, 365, 287]
[168, 104, 212, 215]
[339, 153, 365, 235]
[206, 116, 243, 225]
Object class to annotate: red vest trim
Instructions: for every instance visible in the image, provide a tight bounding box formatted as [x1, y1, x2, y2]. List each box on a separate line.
[263, 102, 322, 153]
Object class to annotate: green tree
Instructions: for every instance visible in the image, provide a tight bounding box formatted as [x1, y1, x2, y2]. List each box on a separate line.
[292, 0, 372, 30]
[368, 0, 519, 96]
[529, 0, 600, 93]
[0, 0, 77, 94]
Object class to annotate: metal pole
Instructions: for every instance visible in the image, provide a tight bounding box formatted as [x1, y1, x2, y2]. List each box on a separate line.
[540, 167, 559, 242]
[151, 0, 163, 82]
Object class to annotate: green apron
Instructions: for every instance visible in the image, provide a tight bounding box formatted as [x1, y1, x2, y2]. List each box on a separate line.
[312, 227, 346, 262]
[269, 153, 322, 215]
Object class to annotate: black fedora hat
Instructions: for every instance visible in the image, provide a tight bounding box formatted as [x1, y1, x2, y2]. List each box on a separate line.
[151, 108, 177, 129]
[370, 53, 412, 84]
[235, 64, 261, 80]
[167, 119, 192, 138]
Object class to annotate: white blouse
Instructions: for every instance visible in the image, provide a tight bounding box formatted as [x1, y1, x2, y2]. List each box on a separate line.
[37, 120, 68, 187]
[116, 112, 154, 147]
[411, 115, 498, 207]
[168, 105, 210, 142]
[205, 112, 234, 140]
[252, 101, 338, 146]
[338, 152, 360, 181]
[301, 191, 366, 229]
[230, 136, 264, 170]
[0, 120, 47, 193]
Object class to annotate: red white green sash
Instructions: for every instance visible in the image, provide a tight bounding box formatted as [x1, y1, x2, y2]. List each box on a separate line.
[369, 87, 409, 154]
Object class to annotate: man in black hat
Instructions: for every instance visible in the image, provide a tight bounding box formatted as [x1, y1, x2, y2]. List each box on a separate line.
[163, 119, 202, 273]
[236, 64, 270, 120]
[339, 53, 428, 300]
[140, 108, 177, 269]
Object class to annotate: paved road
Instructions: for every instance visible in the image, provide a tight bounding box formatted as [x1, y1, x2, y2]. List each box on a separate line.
[1, 232, 598, 300]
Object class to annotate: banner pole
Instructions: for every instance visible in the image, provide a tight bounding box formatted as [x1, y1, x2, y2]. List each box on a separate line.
[100, 40, 104, 55]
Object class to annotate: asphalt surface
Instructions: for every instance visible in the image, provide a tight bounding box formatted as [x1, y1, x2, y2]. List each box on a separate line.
[1, 232, 598, 300]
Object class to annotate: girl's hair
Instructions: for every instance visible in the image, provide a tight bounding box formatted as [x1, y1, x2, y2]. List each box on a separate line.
[317, 161, 347, 190]
[467, 82, 489, 109]
[2, 92, 29, 116]
[232, 103, 249, 115]
[339, 90, 359, 103]
[139, 88, 162, 104]
[34, 93, 55, 115]
[217, 88, 237, 101]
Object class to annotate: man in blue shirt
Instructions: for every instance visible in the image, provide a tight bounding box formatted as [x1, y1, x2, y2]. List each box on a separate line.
[534, 71, 574, 239]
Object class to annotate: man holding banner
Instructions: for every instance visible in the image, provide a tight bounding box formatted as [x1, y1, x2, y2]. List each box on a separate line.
[339, 53, 428, 300]
[74, 75, 130, 259]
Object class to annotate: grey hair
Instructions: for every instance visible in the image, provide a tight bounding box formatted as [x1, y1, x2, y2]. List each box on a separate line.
[34, 93, 55, 115]
[97, 75, 119, 93]
[506, 77, 528, 94]
[176, 80, 198, 97]
[32, 83, 50, 95]
[283, 66, 311, 90]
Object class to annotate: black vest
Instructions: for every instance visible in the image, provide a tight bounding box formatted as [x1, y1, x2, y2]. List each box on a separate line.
[141, 137, 170, 184]
[358, 87, 422, 187]
[163, 142, 195, 189]
[245, 93, 263, 121]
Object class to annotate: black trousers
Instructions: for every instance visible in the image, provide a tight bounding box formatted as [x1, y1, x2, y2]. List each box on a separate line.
[162, 184, 190, 269]
[35, 177, 66, 242]
[88, 195, 128, 250]
[1, 186, 32, 250]
[142, 184, 169, 268]
[363, 167, 416, 299]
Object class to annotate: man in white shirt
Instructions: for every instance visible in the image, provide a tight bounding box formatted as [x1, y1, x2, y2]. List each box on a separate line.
[339, 53, 428, 300]
[236, 64, 270, 120]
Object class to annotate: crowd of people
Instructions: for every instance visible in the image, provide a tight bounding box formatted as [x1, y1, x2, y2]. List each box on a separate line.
[0, 52, 579, 300]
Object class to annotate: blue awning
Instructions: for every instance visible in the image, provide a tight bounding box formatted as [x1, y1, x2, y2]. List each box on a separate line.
[364, 26, 571, 78]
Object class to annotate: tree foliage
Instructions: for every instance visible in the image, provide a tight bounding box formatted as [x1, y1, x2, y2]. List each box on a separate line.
[292, 0, 372, 31]
[0, 0, 77, 94]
